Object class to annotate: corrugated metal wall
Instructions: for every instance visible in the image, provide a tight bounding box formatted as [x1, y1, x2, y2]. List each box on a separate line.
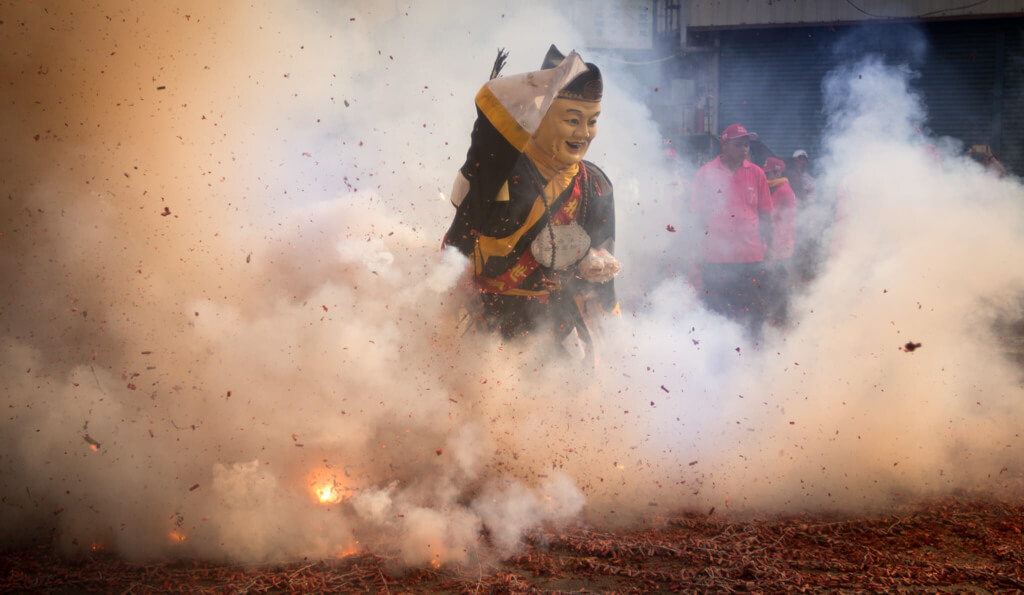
[713, 19, 1023, 173]
[1002, 25, 1024, 173]
[716, 27, 832, 160]
[687, 0, 1024, 28]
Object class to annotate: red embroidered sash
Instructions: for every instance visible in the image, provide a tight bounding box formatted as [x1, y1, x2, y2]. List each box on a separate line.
[477, 171, 585, 294]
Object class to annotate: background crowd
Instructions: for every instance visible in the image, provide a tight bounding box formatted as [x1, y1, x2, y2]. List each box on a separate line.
[679, 122, 1008, 343]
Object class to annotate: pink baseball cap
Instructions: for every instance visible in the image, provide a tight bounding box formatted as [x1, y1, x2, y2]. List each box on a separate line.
[763, 157, 785, 173]
[720, 123, 758, 143]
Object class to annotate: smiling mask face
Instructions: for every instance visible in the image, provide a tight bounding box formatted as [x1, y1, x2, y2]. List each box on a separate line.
[529, 98, 601, 171]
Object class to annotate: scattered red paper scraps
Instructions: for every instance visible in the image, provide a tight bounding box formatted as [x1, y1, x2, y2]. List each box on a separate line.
[5, 498, 1024, 592]
[903, 341, 922, 352]
[189, 483, 200, 491]
[666, 224, 676, 232]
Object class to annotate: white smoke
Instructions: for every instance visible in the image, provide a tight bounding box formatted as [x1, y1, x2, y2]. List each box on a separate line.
[1, 0, 1023, 569]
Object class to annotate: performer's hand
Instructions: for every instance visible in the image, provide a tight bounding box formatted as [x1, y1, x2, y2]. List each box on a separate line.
[578, 248, 621, 283]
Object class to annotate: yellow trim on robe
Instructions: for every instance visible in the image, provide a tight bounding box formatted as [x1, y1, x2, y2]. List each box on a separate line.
[491, 287, 550, 297]
[474, 163, 578, 270]
[495, 182, 510, 202]
[475, 86, 532, 151]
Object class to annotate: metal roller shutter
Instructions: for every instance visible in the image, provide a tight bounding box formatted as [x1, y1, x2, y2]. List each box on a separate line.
[914, 22, 1000, 153]
[718, 27, 833, 162]
[999, 23, 1024, 174]
[714, 19, 1023, 174]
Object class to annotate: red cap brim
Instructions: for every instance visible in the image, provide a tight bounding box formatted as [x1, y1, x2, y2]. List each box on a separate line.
[722, 132, 758, 142]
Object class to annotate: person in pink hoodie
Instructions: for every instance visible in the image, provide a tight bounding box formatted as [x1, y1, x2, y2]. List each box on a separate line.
[763, 157, 797, 326]
[689, 123, 775, 340]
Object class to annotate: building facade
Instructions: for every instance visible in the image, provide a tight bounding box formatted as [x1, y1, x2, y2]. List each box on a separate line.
[586, 0, 1024, 174]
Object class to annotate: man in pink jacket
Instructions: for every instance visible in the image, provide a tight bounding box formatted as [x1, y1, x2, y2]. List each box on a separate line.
[689, 123, 775, 339]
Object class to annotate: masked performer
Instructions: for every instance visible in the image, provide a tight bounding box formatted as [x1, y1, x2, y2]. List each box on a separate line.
[443, 46, 620, 355]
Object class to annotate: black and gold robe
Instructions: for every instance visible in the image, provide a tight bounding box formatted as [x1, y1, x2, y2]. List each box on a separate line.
[442, 54, 616, 339]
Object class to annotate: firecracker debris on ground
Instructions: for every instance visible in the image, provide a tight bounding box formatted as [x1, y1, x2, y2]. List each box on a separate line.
[3, 495, 1023, 593]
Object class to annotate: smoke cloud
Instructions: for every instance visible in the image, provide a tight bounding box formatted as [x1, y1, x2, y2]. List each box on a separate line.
[2, 0, 1023, 566]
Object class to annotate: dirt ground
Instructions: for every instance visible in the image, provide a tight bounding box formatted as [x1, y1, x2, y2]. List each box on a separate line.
[4, 330, 1023, 594]
[5, 320, 1023, 593]
[3, 495, 1023, 594]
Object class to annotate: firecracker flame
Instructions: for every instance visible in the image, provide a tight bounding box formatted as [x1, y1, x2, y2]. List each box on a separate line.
[308, 466, 355, 505]
[310, 476, 347, 504]
[317, 483, 341, 504]
[169, 531, 186, 543]
[334, 541, 360, 558]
